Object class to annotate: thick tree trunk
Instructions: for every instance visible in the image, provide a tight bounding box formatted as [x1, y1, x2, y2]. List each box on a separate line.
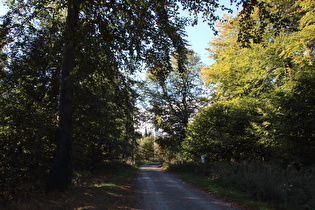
[47, 0, 79, 192]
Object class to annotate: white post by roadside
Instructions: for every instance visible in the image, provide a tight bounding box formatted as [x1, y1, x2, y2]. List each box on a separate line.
[201, 155, 205, 164]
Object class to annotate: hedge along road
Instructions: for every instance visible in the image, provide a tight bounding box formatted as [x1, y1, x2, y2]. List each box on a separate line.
[134, 163, 240, 210]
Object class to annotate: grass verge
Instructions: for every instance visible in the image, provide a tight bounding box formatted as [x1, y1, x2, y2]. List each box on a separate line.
[174, 172, 274, 210]
[4, 161, 137, 209]
[163, 161, 315, 210]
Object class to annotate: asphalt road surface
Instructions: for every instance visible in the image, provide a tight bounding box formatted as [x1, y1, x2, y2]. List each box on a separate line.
[134, 163, 240, 210]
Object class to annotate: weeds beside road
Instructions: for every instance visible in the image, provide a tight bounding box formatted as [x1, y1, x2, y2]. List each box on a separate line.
[163, 161, 315, 210]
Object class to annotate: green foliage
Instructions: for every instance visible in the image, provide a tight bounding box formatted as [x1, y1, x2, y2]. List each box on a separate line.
[1, 0, 237, 193]
[172, 3, 315, 207]
[251, 74, 315, 165]
[145, 50, 206, 155]
[0, 0, 142, 188]
[0, 25, 61, 187]
[72, 72, 136, 170]
[136, 136, 155, 160]
[183, 98, 267, 162]
[196, 0, 315, 165]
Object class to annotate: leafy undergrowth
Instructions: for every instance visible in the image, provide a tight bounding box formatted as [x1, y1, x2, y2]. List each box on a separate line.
[163, 161, 315, 210]
[1, 161, 137, 209]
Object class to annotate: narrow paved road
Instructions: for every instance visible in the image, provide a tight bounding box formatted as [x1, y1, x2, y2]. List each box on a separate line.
[134, 163, 239, 210]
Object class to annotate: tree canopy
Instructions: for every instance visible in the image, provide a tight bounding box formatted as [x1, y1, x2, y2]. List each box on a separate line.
[1, 0, 313, 195]
[186, 0, 315, 165]
[0, 0, 250, 191]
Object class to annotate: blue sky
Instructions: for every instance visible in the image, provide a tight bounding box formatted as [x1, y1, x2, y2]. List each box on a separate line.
[183, 1, 238, 66]
[185, 22, 214, 66]
[0, 3, 5, 15]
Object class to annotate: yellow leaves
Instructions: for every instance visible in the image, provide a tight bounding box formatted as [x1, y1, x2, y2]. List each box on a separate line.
[201, 0, 315, 102]
[280, 23, 315, 66]
[200, 65, 217, 85]
[299, 11, 315, 28]
[155, 114, 162, 127]
[201, 39, 269, 98]
[284, 0, 315, 66]
[295, 0, 315, 28]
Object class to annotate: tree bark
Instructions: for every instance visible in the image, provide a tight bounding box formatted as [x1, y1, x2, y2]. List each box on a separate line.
[47, 0, 79, 192]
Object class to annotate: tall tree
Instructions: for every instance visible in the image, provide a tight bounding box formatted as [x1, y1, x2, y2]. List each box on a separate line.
[199, 0, 315, 165]
[145, 51, 206, 153]
[1, 0, 263, 191]
[45, 0, 241, 190]
[47, 0, 79, 192]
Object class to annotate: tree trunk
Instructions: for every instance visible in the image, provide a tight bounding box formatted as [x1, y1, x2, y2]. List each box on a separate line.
[47, 0, 79, 192]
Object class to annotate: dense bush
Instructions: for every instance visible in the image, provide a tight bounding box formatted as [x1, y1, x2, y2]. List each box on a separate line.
[183, 98, 269, 162]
